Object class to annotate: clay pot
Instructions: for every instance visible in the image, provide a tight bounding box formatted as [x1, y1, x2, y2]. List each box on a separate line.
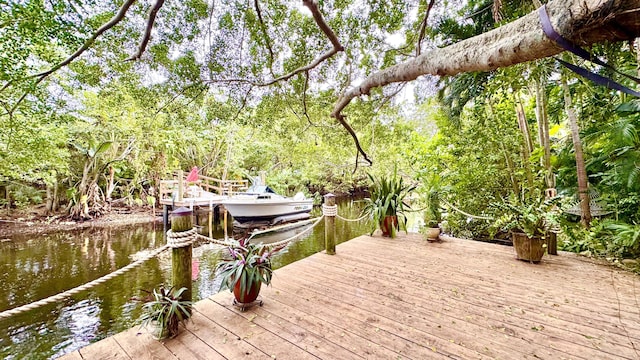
[380, 215, 398, 237]
[233, 279, 262, 303]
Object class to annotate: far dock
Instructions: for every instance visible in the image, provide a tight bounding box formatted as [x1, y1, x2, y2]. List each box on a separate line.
[158, 170, 248, 229]
[60, 234, 640, 359]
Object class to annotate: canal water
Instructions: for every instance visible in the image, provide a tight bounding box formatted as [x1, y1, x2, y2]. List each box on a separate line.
[0, 199, 372, 359]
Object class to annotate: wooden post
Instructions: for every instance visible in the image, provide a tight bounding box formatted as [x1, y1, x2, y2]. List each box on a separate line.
[547, 232, 558, 255]
[177, 170, 184, 202]
[223, 207, 228, 240]
[324, 193, 336, 255]
[208, 201, 213, 239]
[214, 205, 220, 230]
[171, 207, 192, 302]
[163, 204, 169, 231]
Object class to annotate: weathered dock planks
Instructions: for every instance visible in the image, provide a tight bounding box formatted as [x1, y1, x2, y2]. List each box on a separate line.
[59, 234, 640, 359]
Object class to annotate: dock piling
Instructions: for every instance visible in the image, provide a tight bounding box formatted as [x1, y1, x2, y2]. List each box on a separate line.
[170, 207, 192, 302]
[324, 193, 336, 255]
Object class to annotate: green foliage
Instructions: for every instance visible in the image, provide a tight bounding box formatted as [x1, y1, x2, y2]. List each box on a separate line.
[491, 190, 554, 238]
[140, 286, 192, 339]
[559, 219, 640, 262]
[420, 173, 442, 227]
[361, 170, 416, 236]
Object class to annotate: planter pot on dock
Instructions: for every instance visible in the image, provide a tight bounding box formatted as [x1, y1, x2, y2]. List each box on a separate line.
[511, 231, 545, 263]
[233, 279, 262, 304]
[380, 215, 398, 237]
[148, 320, 169, 340]
[424, 227, 441, 242]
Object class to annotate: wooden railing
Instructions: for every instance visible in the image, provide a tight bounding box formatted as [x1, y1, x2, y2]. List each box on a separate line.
[159, 170, 249, 201]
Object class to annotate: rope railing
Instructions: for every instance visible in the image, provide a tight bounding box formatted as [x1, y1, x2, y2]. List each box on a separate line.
[195, 233, 235, 246]
[441, 199, 494, 221]
[322, 203, 369, 223]
[167, 228, 199, 248]
[0, 208, 339, 320]
[336, 213, 369, 222]
[0, 244, 171, 321]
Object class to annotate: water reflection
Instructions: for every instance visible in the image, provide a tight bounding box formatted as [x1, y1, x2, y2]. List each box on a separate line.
[0, 198, 370, 359]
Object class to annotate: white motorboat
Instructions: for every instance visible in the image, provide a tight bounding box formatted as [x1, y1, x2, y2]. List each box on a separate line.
[221, 185, 314, 223]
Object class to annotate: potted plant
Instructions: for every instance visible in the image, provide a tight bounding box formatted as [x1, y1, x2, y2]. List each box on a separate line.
[420, 174, 443, 242]
[139, 286, 192, 339]
[422, 190, 442, 242]
[362, 170, 417, 238]
[216, 237, 286, 309]
[492, 192, 551, 263]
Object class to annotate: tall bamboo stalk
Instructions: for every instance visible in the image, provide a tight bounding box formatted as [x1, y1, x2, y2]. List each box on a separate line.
[561, 77, 591, 227]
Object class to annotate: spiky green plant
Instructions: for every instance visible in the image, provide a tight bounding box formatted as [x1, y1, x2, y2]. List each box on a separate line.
[140, 286, 192, 339]
[362, 171, 417, 237]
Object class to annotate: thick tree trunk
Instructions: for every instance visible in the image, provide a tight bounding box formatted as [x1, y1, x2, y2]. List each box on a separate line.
[637, 38, 640, 77]
[105, 166, 115, 211]
[561, 77, 591, 227]
[52, 180, 59, 212]
[45, 186, 53, 215]
[332, 0, 640, 119]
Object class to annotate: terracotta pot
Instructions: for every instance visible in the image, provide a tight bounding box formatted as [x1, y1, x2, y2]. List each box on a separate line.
[511, 231, 546, 263]
[380, 215, 398, 237]
[233, 279, 262, 303]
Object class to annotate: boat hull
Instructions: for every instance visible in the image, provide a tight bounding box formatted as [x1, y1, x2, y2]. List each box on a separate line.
[222, 199, 314, 222]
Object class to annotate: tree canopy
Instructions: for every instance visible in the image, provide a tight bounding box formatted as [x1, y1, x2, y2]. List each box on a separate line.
[2, 0, 640, 261]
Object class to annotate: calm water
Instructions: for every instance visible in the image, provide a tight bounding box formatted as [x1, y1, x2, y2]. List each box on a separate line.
[0, 198, 371, 359]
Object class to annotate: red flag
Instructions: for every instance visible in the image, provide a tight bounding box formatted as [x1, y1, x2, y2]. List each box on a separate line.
[186, 166, 199, 182]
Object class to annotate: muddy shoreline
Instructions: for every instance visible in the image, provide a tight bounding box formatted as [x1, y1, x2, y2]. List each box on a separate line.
[0, 206, 160, 239]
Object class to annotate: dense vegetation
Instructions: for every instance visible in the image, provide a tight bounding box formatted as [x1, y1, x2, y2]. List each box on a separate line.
[1, 0, 639, 265]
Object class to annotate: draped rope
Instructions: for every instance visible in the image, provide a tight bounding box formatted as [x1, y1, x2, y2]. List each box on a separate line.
[0, 243, 171, 320]
[195, 233, 235, 246]
[441, 199, 494, 220]
[0, 212, 332, 320]
[336, 213, 369, 222]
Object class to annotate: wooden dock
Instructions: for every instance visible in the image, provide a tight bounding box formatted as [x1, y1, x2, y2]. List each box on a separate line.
[60, 234, 640, 359]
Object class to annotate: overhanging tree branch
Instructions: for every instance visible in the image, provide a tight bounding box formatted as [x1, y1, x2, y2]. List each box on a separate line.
[332, 0, 640, 121]
[254, 0, 275, 74]
[2, 0, 138, 115]
[206, 0, 344, 87]
[126, 0, 165, 61]
[416, 0, 436, 56]
[34, 0, 137, 80]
